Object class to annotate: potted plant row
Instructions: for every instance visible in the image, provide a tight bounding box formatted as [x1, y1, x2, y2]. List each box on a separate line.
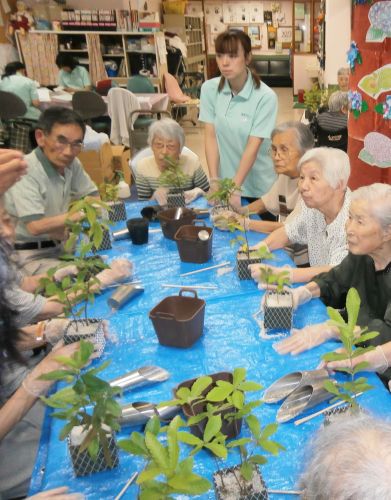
[259, 268, 293, 333]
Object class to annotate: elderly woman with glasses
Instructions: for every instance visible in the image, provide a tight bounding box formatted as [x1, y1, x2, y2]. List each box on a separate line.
[135, 118, 209, 205]
[274, 184, 391, 374]
[250, 147, 351, 283]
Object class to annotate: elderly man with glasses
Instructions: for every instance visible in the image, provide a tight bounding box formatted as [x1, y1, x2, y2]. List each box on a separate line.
[4, 107, 99, 274]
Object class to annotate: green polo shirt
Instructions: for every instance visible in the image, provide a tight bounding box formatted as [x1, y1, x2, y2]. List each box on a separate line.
[4, 147, 98, 243]
[0, 74, 40, 120]
[199, 72, 278, 198]
[59, 65, 91, 89]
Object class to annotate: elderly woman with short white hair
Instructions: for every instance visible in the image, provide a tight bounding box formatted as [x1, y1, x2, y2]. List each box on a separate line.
[316, 91, 349, 132]
[135, 118, 209, 204]
[275, 183, 391, 364]
[250, 147, 351, 283]
[337, 66, 349, 91]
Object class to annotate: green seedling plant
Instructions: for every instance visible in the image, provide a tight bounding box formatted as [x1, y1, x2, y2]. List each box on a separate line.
[99, 181, 119, 203]
[258, 267, 291, 294]
[322, 287, 379, 410]
[39, 339, 122, 465]
[159, 155, 191, 192]
[229, 218, 275, 261]
[207, 178, 240, 209]
[118, 415, 211, 500]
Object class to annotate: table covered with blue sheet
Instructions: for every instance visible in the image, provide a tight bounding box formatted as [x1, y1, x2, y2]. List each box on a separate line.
[29, 201, 391, 499]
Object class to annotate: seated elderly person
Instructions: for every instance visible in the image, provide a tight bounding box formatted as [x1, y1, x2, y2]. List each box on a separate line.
[300, 414, 391, 500]
[275, 184, 391, 380]
[316, 91, 348, 133]
[135, 118, 209, 205]
[214, 121, 314, 234]
[250, 147, 351, 283]
[337, 66, 350, 92]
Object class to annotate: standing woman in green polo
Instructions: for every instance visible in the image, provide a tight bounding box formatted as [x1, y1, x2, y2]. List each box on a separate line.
[0, 62, 40, 120]
[199, 30, 278, 209]
[55, 53, 92, 92]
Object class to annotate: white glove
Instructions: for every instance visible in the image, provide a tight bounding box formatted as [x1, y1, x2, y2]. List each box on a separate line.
[228, 190, 242, 211]
[22, 341, 82, 397]
[152, 187, 169, 206]
[211, 209, 239, 231]
[43, 318, 70, 345]
[28, 486, 84, 499]
[291, 286, 312, 309]
[96, 258, 133, 289]
[53, 264, 78, 282]
[249, 240, 270, 252]
[184, 187, 205, 204]
[325, 345, 389, 374]
[273, 323, 338, 355]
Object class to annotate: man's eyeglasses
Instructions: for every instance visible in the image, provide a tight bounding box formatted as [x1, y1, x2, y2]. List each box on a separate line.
[49, 134, 84, 152]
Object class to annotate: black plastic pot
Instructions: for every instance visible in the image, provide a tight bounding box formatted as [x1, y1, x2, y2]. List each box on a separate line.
[213, 465, 268, 500]
[236, 250, 263, 280]
[126, 217, 149, 245]
[157, 207, 196, 240]
[264, 291, 293, 331]
[107, 200, 127, 222]
[167, 191, 185, 208]
[174, 221, 213, 264]
[175, 372, 242, 439]
[149, 288, 205, 348]
[68, 431, 119, 477]
[63, 318, 105, 357]
[140, 205, 163, 222]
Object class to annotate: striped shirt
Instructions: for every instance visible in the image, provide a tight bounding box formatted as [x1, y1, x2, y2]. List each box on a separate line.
[316, 111, 347, 132]
[136, 152, 210, 200]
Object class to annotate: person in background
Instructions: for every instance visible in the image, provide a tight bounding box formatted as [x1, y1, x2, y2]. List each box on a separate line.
[274, 184, 391, 380]
[55, 53, 92, 92]
[250, 147, 351, 283]
[300, 414, 391, 500]
[0, 61, 40, 120]
[136, 118, 209, 205]
[337, 66, 350, 92]
[315, 91, 349, 132]
[199, 29, 278, 209]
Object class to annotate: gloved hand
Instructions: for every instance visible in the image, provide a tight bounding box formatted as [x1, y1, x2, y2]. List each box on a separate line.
[22, 341, 81, 397]
[96, 258, 133, 289]
[28, 486, 84, 499]
[210, 209, 239, 231]
[249, 240, 270, 252]
[325, 345, 389, 374]
[152, 187, 169, 206]
[206, 178, 220, 205]
[273, 323, 338, 355]
[43, 318, 70, 345]
[53, 264, 78, 282]
[184, 187, 205, 204]
[228, 190, 242, 212]
[291, 286, 312, 309]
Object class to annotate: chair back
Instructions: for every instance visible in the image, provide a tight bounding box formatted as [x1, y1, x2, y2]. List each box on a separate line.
[127, 75, 155, 94]
[317, 126, 348, 152]
[0, 91, 27, 120]
[72, 91, 107, 120]
[130, 145, 197, 177]
[96, 79, 112, 96]
[163, 73, 189, 104]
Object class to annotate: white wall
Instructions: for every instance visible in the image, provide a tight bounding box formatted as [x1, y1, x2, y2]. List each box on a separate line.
[324, 0, 351, 86]
[293, 54, 318, 94]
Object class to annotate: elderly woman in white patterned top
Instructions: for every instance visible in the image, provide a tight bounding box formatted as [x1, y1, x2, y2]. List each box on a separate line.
[250, 147, 351, 284]
[135, 118, 209, 205]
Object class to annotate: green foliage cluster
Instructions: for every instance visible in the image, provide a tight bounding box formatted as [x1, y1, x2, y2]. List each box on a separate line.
[229, 218, 274, 261]
[99, 182, 119, 203]
[304, 84, 333, 113]
[158, 155, 191, 191]
[118, 368, 284, 497]
[40, 340, 122, 463]
[258, 267, 291, 294]
[207, 178, 240, 209]
[322, 287, 379, 409]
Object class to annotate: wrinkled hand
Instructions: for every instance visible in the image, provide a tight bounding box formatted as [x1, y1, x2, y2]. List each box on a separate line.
[184, 187, 205, 204]
[96, 258, 133, 289]
[43, 318, 70, 345]
[0, 149, 28, 194]
[22, 341, 81, 397]
[53, 264, 78, 282]
[273, 323, 337, 355]
[28, 486, 84, 500]
[324, 345, 389, 374]
[152, 187, 169, 206]
[67, 210, 85, 223]
[291, 286, 312, 309]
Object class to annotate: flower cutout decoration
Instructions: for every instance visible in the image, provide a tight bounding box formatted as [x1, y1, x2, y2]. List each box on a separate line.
[353, 0, 374, 5]
[349, 90, 368, 119]
[347, 41, 362, 72]
[375, 95, 391, 120]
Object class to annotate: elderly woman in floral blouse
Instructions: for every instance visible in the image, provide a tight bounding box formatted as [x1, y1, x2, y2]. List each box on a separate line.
[250, 147, 351, 284]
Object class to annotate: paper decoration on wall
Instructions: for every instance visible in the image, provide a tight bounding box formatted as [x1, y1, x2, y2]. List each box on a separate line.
[353, 0, 374, 5]
[222, 4, 235, 23]
[249, 4, 263, 24]
[264, 10, 272, 25]
[358, 132, 391, 168]
[358, 63, 391, 99]
[347, 41, 362, 73]
[277, 26, 292, 43]
[374, 95, 391, 120]
[349, 90, 369, 119]
[205, 4, 223, 24]
[366, 1, 391, 42]
[237, 5, 249, 24]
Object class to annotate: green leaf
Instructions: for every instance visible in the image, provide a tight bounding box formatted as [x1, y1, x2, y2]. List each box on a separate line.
[59, 420, 76, 440]
[258, 438, 280, 455]
[250, 454, 268, 465]
[177, 431, 203, 446]
[227, 437, 251, 448]
[233, 367, 246, 386]
[246, 414, 261, 438]
[327, 306, 346, 325]
[167, 418, 180, 470]
[231, 390, 244, 409]
[323, 379, 340, 396]
[87, 436, 99, 460]
[138, 464, 162, 484]
[118, 432, 148, 456]
[238, 381, 263, 391]
[145, 416, 161, 436]
[346, 288, 360, 331]
[145, 431, 168, 469]
[38, 369, 76, 382]
[354, 331, 379, 344]
[204, 414, 222, 443]
[206, 385, 233, 402]
[240, 461, 253, 481]
[191, 376, 212, 396]
[262, 422, 278, 439]
[204, 441, 227, 459]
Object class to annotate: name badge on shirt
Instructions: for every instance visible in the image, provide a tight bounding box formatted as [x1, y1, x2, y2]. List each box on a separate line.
[240, 113, 249, 122]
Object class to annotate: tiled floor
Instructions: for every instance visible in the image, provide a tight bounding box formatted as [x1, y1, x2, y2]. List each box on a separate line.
[183, 87, 302, 172]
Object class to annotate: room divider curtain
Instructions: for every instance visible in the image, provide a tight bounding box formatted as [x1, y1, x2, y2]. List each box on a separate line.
[18, 33, 58, 86]
[86, 33, 107, 86]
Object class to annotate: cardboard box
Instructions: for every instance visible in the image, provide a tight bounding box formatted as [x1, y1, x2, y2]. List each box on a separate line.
[111, 145, 131, 185]
[78, 142, 114, 186]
